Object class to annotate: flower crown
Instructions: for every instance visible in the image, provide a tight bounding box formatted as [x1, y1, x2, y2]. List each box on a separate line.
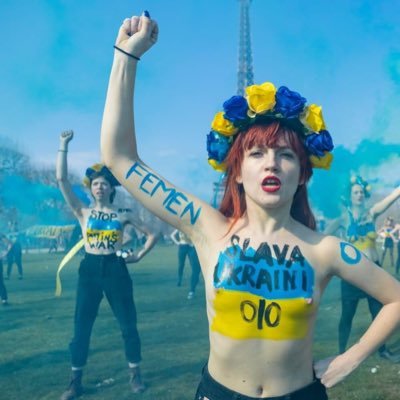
[206, 82, 334, 172]
[350, 175, 371, 198]
[82, 163, 120, 188]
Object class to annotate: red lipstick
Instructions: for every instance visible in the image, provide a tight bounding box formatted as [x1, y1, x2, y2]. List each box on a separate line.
[261, 176, 281, 193]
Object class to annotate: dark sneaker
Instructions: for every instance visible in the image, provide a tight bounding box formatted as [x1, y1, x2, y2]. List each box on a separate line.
[2, 300, 9, 306]
[379, 349, 400, 363]
[129, 366, 146, 393]
[60, 371, 83, 400]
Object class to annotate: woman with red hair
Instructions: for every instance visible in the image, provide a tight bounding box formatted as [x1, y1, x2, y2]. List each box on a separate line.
[101, 12, 400, 400]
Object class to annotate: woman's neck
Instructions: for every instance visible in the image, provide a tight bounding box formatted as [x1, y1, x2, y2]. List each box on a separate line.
[351, 204, 367, 218]
[244, 198, 293, 236]
[94, 200, 112, 210]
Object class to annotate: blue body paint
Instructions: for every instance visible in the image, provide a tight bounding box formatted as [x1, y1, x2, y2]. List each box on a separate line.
[340, 242, 362, 265]
[126, 162, 202, 225]
[213, 243, 314, 300]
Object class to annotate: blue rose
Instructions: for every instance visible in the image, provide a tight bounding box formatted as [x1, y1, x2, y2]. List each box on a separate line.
[304, 130, 334, 157]
[207, 131, 232, 162]
[223, 95, 249, 124]
[274, 86, 307, 118]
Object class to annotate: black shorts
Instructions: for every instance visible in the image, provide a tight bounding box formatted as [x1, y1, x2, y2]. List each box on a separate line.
[384, 237, 394, 249]
[195, 365, 328, 400]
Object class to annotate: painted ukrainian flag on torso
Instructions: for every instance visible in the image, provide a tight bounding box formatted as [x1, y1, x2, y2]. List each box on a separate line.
[86, 218, 122, 249]
[211, 244, 315, 340]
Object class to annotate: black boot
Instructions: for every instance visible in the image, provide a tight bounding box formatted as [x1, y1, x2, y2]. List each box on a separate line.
[60, 370, 84, 400]
[129, 366, 146, 393]
[379, 349, 400, 363]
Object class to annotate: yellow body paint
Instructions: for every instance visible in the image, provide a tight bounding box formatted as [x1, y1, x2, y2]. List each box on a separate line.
[211, 289, 315, 340]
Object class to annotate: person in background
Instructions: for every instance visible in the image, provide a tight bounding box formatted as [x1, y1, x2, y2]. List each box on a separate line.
[378, 216, 395, 268]
[6, 233, 23, 280]
[57, 130, 159, 399]
[325, 176, 400, 362]
[170, 228, 201, 299]
[0, 233, 12, 305]
[391, 222, 400, 275]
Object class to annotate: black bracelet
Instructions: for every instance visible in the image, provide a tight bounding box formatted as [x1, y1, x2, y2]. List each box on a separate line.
[113, 45, 140, 61]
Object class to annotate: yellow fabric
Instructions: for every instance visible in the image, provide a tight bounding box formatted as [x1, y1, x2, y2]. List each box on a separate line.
[82, 163, 106, 187]
[208, 159, 227, 172]
[25, 224, 75, 239]
[245, 82, 277, 114]
[351, 232, 378, 251]
[301, 104, 326, 132]
[310, 152, 333, 169]
[211, 112, 238, 136]
[55, 238, 85, 297]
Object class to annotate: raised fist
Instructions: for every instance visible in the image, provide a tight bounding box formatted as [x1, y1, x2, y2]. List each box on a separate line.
[115, 13, 159, 59]
[60, 130, 74, 144]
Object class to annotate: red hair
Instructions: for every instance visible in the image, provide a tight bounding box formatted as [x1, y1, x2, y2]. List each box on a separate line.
[219, 121, 316, 230]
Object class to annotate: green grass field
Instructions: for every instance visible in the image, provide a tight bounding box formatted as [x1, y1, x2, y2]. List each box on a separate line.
[1, 245, 400, 400]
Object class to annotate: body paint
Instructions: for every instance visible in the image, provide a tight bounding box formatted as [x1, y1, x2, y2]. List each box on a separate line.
[86, 211, 122, 250]
[340, 242, 362, 265]
[211, 238, 315, 340]
[126, 162, 201, 225]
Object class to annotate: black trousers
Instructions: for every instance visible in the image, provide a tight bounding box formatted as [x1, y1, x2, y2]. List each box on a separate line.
[0, 260, 7, 301]
[69, 253, 141, 367]
[7, 244, 23, 278]
[177, 244, 201, 292]
[338, 262, 385, 354]
[195, 365, 328, 400]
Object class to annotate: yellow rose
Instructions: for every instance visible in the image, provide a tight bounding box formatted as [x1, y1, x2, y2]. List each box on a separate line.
[211, 112, 238, 137]
[309, 152, 333, 169]
[245, 82, 276, 114]
[301, 104, 326, 132]
[208, 159, 227, 173]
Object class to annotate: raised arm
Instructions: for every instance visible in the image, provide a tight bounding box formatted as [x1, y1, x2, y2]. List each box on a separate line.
[370, 186, 400, 220]
[315, 236, 400, 387]
[100, 13, 228, 243]
[392, 224, 400, 240]
[56, 130, 86, 219]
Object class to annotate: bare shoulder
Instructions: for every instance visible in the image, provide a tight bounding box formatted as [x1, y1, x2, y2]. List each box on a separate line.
[76, 206, 92, 222]
[291, 221, 340, 269]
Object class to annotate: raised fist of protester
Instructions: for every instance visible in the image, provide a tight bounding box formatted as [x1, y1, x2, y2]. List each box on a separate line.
[114, 12, 159, 60]
[60, 130, 74, 144]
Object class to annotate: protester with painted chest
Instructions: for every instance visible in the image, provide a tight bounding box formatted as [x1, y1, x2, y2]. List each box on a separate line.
[85, 209, 122, 251]
[325, 176, 400, 363]
[101, 12, 400, 400]
[211, 235, 315, 341]
[56, 130, 159, 400]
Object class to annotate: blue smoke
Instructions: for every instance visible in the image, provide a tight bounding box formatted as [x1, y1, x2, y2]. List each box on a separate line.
[309, 140, 400, 218]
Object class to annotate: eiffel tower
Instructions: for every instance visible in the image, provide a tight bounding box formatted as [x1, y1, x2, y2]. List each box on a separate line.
[211, 0, 254, 208]
[237, 0, 254, 95]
